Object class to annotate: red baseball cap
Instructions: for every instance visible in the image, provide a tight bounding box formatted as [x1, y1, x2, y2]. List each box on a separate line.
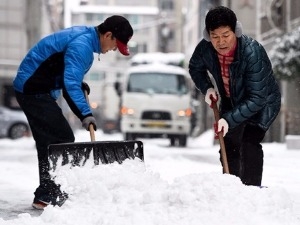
[102, 15, 133, 56]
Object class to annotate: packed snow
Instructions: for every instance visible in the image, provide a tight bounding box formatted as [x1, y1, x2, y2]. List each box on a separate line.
[0, 129, 299, 225]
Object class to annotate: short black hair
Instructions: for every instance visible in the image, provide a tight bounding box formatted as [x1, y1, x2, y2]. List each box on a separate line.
[96, 15, 133, 44]
[97, 23, 108, 35]
[205, 6, 237, 33]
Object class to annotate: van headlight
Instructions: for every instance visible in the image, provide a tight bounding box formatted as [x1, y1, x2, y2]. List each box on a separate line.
[121, 106, 135, 116]
[177, 108, 192, 117]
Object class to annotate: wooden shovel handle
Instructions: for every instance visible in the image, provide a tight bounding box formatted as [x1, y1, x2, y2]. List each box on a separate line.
[84, 89, 96, 142]
[89, 124, 95, 142]
[211, 101, 230, 174]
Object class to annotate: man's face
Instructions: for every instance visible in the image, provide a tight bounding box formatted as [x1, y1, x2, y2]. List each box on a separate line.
[101, 32, 118, 54]
[209, 26, 237, 55]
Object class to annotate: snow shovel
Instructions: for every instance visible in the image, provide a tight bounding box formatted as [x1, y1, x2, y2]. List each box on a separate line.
[211, 101, 229, 174]
[48, 91, 144, 171]
[48, 133, 144, 170]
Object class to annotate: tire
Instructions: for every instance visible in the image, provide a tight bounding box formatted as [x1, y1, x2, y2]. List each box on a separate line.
[178, 135, 187, 147]
[8, 123, 29, 139]
[124, 132, 135, 140]
[170, 136, 176, 146]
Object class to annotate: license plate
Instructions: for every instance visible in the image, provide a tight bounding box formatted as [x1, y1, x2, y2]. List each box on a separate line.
[142, 121, 170, 128]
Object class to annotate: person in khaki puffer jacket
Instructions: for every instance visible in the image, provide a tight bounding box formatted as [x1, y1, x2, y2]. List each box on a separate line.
[189, 6, 281, 186]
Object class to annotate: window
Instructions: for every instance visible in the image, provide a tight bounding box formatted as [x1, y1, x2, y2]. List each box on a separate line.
[161, 0, 174, 10]
[128, 73, 188, 95]
[85, 13, 104, 23]
[127, 14, 139, 26]
[86, 71, 106, 81]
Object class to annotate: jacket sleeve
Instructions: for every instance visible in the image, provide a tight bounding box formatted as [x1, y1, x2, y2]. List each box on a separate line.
[62, 40, 93, 121]
[189, 41, 214, 95]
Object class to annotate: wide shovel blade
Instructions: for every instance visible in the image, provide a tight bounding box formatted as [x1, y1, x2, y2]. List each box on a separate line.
[48, 140, 144, 170]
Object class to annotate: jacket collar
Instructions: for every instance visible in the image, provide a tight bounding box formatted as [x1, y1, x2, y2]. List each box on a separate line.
[92, 27, 101, 54]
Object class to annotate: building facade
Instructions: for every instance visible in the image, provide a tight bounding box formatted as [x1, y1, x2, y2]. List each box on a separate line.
[1, 0, 300, 140]
[0, 0, 52, 107]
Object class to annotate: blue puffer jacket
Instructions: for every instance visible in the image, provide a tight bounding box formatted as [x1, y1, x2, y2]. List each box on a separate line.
[189, 35, 281, 131]
[13, 26, 101, 121]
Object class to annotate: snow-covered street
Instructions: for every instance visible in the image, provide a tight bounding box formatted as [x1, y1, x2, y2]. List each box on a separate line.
[0, 129, 299, 225]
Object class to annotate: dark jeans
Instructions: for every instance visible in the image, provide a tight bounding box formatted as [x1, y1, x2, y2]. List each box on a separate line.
[15, 91, 75, 205]
[221, 123, 265, 186]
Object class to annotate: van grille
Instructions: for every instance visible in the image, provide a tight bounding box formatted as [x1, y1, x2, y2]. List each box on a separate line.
[141, 111, 171, 120]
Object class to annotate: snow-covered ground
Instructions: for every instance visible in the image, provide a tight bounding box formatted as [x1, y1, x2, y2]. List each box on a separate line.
[0, 129, 299, 225]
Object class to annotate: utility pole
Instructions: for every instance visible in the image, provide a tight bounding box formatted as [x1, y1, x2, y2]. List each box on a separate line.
[26, 0, 42, 48]
[45, 0, 64, 32]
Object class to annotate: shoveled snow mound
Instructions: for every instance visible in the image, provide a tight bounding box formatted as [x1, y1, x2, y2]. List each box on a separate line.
[1, 159, 296, 225]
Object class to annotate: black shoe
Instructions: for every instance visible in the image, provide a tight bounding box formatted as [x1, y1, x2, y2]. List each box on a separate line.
[32, 199, 50, 210]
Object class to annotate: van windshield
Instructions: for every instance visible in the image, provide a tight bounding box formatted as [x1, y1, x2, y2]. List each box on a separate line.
[127, 73, 188, 95]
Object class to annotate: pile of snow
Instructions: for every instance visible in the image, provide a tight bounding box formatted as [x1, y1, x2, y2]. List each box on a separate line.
[0, 160, 297, 225]
[0, 130, 299, 225]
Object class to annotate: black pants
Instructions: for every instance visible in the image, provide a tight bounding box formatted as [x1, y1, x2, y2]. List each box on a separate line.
[15, 91, 75, 204]
[221, 123, 265, 186]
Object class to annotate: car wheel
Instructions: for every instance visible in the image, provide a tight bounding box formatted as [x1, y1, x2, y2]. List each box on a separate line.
[170, 136, 176, 146]
[8, 123, 29, 139]
[178, 135, 187, 147]
[124, 132, 135, 140]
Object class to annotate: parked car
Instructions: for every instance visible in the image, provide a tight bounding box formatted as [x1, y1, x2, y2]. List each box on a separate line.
[0, 106, 31, 139]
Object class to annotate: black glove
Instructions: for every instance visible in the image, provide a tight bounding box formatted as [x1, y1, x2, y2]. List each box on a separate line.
[81, 82, 90, 95]
[82, 116, 97, 131]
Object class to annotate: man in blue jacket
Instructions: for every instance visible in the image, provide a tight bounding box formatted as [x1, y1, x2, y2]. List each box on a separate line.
[13, 15, 133, 209]
[189, 6, 281, 186]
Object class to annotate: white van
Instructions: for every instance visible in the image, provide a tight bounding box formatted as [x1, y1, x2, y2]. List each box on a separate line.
[120, 62, 192, 147]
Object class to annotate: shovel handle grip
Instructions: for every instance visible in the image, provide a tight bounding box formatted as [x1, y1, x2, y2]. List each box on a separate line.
[212, 101, 220, 121]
